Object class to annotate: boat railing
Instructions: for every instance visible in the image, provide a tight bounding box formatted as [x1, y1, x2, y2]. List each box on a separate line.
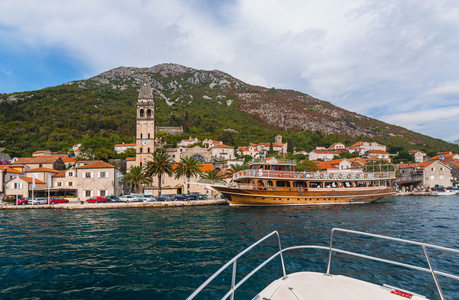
[187, 228, 459, 300]
[233, 169, 395, 181]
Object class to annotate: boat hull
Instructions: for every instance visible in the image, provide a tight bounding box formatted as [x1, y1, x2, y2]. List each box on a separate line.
[212, 186, 396, 206]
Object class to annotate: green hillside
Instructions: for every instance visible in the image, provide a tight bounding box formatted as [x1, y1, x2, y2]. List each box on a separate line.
[0, 64, 458, 158]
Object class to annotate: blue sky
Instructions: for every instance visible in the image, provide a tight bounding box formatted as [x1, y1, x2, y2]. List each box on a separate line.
[1, 0, 459, 142]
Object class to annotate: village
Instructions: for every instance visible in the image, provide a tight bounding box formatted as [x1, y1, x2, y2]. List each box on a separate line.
[1, 76, 459, 204]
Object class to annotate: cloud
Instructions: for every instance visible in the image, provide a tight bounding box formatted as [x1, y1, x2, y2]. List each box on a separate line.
[1, 0, 459, 140]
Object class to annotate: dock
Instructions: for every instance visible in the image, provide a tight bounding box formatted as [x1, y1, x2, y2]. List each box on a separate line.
[0, 199, 228, 210]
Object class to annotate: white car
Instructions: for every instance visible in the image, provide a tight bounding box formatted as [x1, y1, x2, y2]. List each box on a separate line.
[119, 195, 141, 203]
[31, 197, 48, 205]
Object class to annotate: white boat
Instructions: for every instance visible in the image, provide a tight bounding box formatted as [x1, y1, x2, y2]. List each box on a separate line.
[187, 228, 459, 300]
[431, 190, 457, 196]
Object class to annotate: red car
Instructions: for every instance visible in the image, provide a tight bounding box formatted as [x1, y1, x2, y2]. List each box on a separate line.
[48, 196, 70, 204]
[17, 197, 32, 205]
[86, 196, 109, 203]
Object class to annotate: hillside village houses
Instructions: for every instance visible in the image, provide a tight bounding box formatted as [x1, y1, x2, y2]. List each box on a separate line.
[3, 76, 459, 200]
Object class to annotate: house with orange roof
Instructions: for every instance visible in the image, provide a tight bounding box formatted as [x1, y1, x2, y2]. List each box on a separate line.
[177, 137, 200, 147]
[328, 143, 347, 151]
[348, 141, 386, 155]
[25, 167, 60, 186]
[4, 176, 47, 199]
[308, 150, 340, 161]
[237, 146, 261, 158]
[14, 156, 65, 171]
[210, 144, 235, 161]
[203, 139, 223, 148]
[316, 158, 352, 171]
[114, 143, 136, 154]
[363, 150, 391, 162]
[408, 150, 427, 163]
[32, 150, 52, 157]
[445, 160, 459, 184]
[1, 166, 23, 197]
[397, 161, 452, 188]
[428, 153, 459, 162]
[74, 161, 123, 199]
[126, 157, 137, 170]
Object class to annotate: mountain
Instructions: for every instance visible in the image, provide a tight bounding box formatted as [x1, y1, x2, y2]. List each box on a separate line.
[0, 63, 457, 157]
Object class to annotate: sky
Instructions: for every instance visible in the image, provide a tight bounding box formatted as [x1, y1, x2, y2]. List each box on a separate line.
[1, 0, 459, 142]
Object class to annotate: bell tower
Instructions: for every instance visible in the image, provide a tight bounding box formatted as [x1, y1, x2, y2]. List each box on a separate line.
[135, 75, 155, 167]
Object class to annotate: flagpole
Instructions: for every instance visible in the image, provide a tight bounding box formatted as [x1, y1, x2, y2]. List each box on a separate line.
[16, 176, 19, 205]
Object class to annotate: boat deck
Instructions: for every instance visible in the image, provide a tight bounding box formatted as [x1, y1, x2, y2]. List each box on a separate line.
[254, 272, 427, 300]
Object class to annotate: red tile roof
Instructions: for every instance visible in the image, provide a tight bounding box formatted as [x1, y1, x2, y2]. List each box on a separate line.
[75, 161, 115, 169]
[25, 168, 60, 173]
[20, 177, 46, 184]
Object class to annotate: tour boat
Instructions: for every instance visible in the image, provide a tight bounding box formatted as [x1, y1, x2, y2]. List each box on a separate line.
[212, 158, 396, 206]
[187, 228, 459, 300]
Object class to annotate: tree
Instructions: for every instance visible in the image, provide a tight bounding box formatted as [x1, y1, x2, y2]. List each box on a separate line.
[144, 151, 174, 196]
[200, 169, 226, 182]
[224, 163, 248, 178]
[296, 160, 318, 172]
[123, 166, 152, 194]
[174, 156, 203, 194]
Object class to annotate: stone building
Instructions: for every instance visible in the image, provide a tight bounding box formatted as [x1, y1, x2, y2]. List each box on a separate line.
[135, 75, 156, 168]
[397, 161, 452, 188]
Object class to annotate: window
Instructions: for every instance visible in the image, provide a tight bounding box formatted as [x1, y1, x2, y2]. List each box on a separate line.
[57, 182, 62, 187]
[140, 109, 144, 117]
[84, 172, 92, 178]
[100, 190, 106, 196]
[431, 168, 435, 171]
[147, 109, 152, 117]
[67, 171, 74, 176]
[430, 175, 435, 180]
[440, 167, 443, 171]
[276, 181, 291, 187]
[99, 172, 107, 178]
[68, 182, 73, 187]
[440, 175, 444, 180]
[85, 190, 91, 197]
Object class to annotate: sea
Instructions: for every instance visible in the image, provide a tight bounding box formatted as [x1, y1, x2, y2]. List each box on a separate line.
[0, 195, 458, 300]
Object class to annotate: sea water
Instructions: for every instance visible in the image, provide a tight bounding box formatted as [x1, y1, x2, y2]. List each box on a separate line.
[0, 195, 458, 299]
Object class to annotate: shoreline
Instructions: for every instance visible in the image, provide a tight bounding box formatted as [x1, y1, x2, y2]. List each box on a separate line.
[0, 199, 228, 210]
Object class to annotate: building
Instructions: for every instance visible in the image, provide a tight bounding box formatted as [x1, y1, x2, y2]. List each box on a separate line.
[364, 150, 391, 162]
[237, 146, 261, 158]
[316, 158, 352, 171]
[155, 126, 183, 135]
[177, 137, 200, 147]
[14, 156, 65, 171]
[328, 143, 347, 151]
[114, 143, 136, 154]
[203, 139, 223, 148]
[32, 150, 52, 157]
[408, 150, 427, 163]
[135, 75, 155, 168]
[397, 161, 452, 188]
[348, 142, 386, 155]
[74, 161, 123, 199]
[210, 144, 235, 161]
[308, 150, 340, 161]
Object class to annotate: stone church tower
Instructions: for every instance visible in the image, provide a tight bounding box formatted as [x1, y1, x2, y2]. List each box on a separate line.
[135, 75, 155, 167]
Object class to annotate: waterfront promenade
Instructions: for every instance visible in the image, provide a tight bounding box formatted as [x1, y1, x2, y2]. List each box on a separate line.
[0, 198, 227, 210]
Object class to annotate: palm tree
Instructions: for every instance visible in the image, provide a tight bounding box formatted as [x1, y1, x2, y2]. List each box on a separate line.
[200, 169, 226, 182]
[144, 151, 174, 196]
[174, 156, 203, 194]
[123, 166, 152, 193]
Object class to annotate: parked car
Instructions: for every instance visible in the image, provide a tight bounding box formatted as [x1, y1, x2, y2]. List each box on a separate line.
[48, 196, 70, 204]
[188, 192, 207, 200]
[130, 194, 147, 202]
[156, 194, 176, 201]
[105, 195, 121, 202]
[31, 197, 48, 205]
[175, 194, 193, 201]
[119, 195, 141, 203]
[143, 195, 157, 202]
[86, 196, 109, 203]
[17, 197, 32, 205]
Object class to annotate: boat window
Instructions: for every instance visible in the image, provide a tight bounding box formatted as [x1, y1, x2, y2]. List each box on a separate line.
[294, 181, 306, 187]
[257, 180, 264, 188]
[276, 181, 291, 187]
[266, 180, 273, 186]
[310, 182, 322, 188]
